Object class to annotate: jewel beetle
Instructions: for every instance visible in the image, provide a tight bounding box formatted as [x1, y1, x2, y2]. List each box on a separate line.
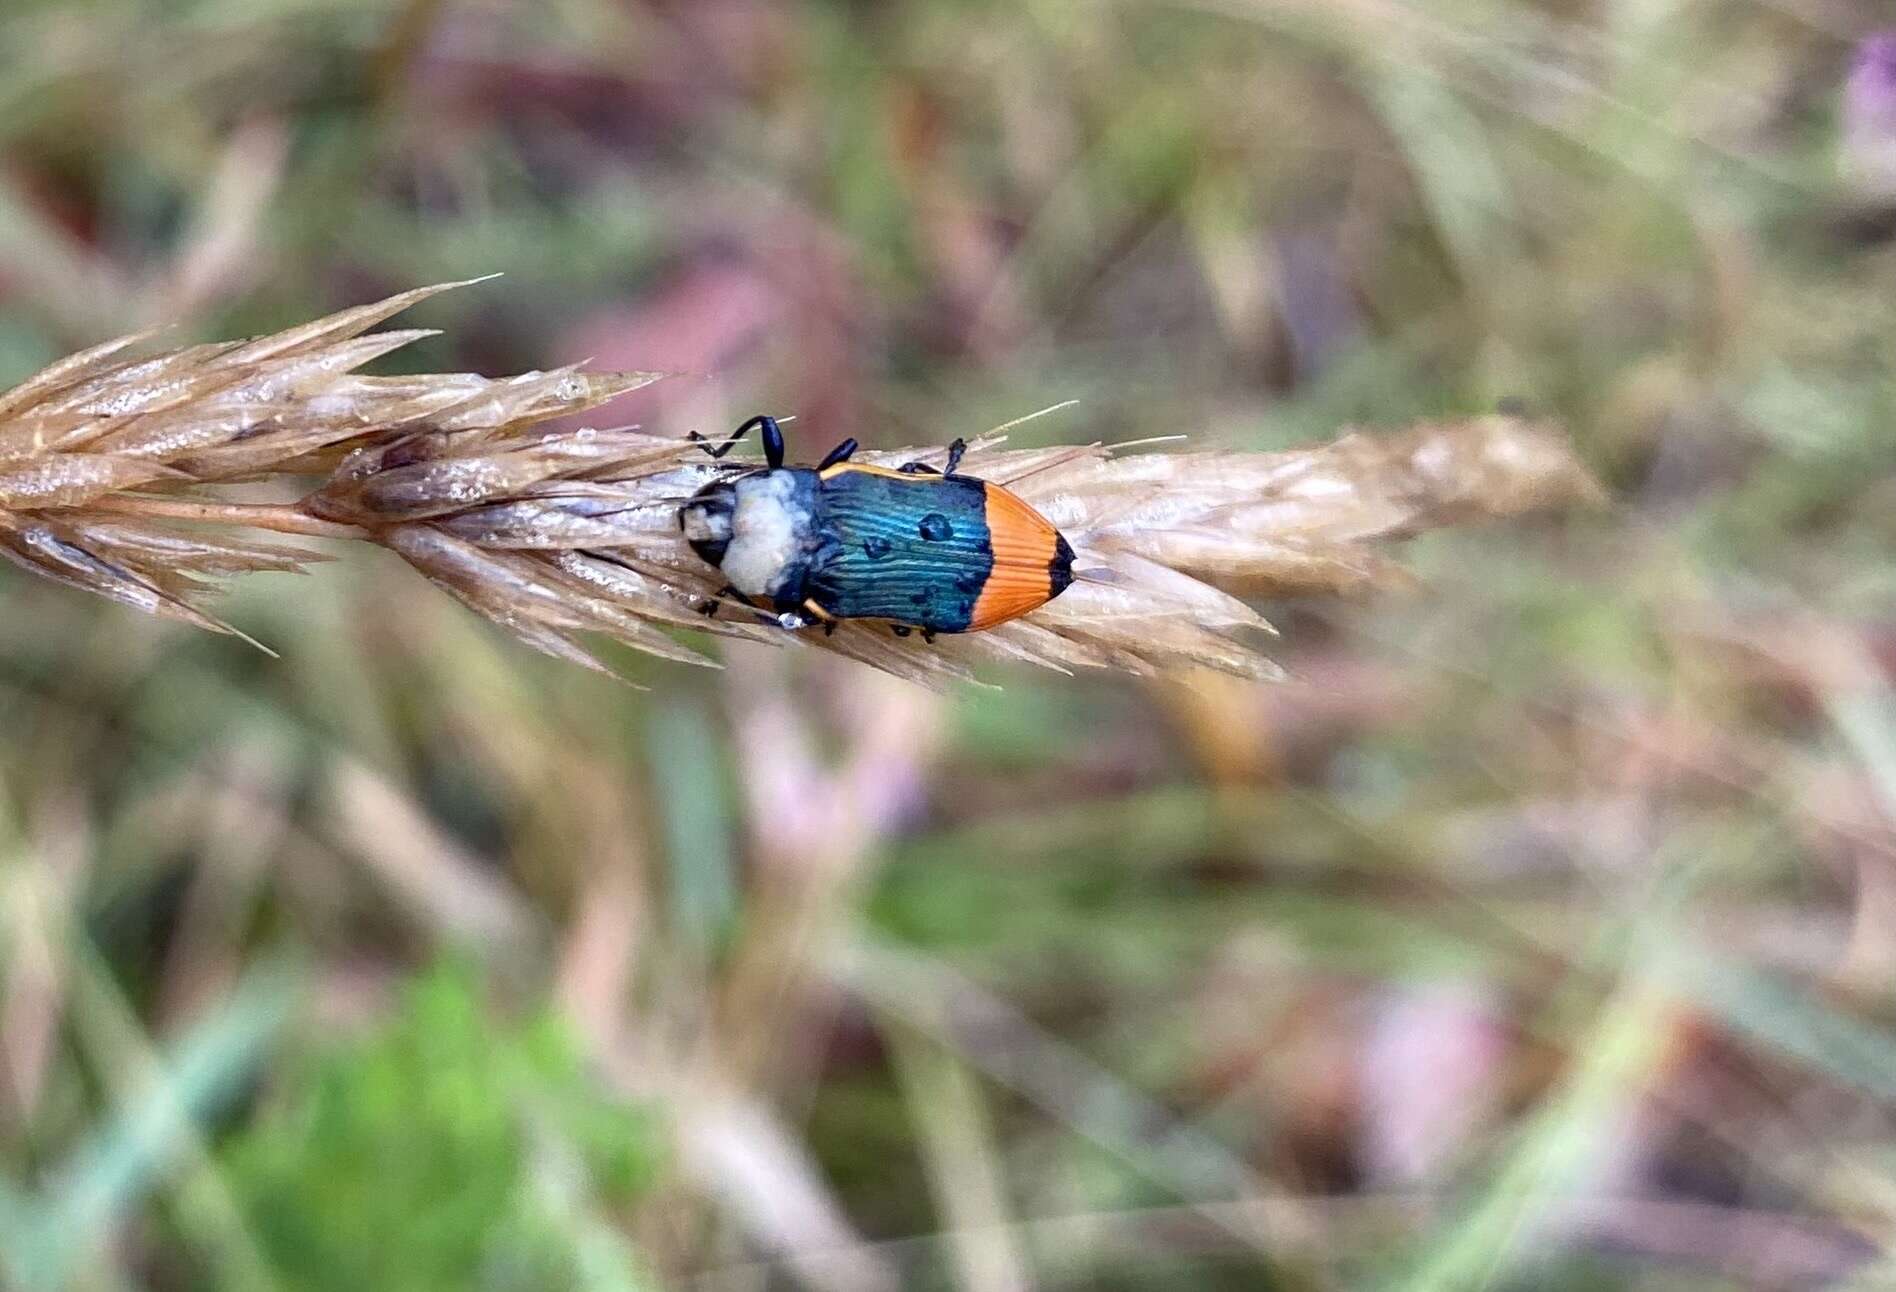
[678, 415, 1075, 641]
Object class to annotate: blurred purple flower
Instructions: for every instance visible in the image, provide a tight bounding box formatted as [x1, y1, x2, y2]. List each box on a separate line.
[1841, 31, 1896, 200]
[1847, 32, 1896, 115]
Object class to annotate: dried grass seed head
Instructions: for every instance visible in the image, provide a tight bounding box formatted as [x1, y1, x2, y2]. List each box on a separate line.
[0, 280, 660, 640]
[0, 280, 1604, 682]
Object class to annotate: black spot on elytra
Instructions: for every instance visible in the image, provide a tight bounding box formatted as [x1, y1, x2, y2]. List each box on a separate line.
[862, 536, 892, 559]
[958, 599, 973, 618]
[918, 513, 953, 542]
[952, 575, 981, 595]
[910, 590, 930, 606]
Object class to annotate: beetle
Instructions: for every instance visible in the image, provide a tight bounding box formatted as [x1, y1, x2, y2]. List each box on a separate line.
[677, 414, 1075, 642]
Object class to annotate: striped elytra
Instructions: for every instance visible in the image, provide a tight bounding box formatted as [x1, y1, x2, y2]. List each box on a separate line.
[678, 417, 1075, 638]
[809, 463, 1073, 633]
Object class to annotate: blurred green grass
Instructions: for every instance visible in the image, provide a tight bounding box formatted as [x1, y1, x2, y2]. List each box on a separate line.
[2, 0, 1896, 1288]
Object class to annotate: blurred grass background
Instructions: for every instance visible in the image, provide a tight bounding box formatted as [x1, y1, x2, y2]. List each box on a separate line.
[2, 0, 1896, 1288]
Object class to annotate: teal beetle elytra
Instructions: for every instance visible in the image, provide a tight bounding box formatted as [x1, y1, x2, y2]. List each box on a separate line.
[678, 416, 1075, 642]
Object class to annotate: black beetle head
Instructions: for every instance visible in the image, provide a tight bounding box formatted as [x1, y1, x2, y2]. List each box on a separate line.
[679, 480, 737, 568]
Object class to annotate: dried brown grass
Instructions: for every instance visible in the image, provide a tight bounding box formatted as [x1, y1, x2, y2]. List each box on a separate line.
[0, 283, 1602, 681]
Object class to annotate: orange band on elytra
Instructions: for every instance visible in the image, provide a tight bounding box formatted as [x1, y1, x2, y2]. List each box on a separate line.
[969, 481, 1063, 630]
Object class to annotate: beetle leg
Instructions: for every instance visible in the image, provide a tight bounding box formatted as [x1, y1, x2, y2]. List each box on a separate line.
[692, 415, 784, 467]
[899, 437, 968, 475]
[817, 437, 859, 470]
[759, 416, 785, 468]
[687, 426, 745, 460]
[801, 599, 839, 636]
[921, 628, 937, 645]
[696, 583, 742, 617]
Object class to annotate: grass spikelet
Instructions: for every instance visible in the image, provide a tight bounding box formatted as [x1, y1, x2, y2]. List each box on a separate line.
[0, 282, 1600, 679]
[0, 282, 662, 642]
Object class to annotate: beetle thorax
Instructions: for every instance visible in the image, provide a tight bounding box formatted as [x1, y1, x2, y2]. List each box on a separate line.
[720, 471, 812, 600]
